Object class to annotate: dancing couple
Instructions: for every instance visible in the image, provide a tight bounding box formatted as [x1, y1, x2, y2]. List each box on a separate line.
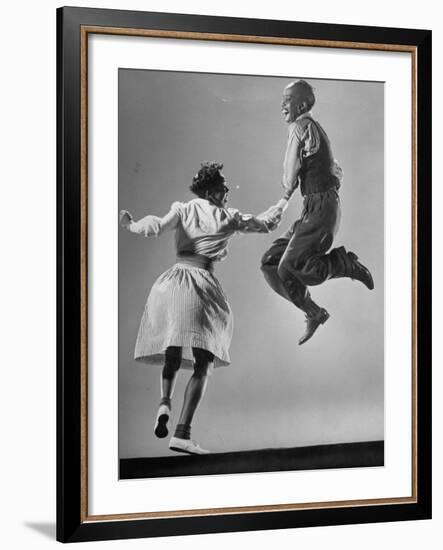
[120, 80, 374, 455]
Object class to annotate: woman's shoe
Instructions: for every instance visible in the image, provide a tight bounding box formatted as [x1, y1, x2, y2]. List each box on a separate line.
[154, 404, 171, 439]
[169, 436, 210, 455]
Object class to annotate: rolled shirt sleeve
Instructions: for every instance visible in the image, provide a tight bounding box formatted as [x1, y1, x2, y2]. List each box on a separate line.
[282, 115, 322, 191]
[300, 120, 321, 158]
[282, 123, 303, 191]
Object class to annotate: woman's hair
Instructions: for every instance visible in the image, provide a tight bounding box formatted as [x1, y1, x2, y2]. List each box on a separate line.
[190, 161, 225, 198]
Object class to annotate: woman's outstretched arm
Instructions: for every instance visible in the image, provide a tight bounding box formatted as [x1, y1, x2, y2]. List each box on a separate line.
[119, 203, 180, 237]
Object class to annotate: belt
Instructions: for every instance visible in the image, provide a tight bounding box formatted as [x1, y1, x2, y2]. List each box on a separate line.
[302, 186, 340, 199]
[176, 252, 214, 272]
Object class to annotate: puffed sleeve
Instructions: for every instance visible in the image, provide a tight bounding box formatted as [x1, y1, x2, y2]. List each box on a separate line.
[128, 202, 182, 237]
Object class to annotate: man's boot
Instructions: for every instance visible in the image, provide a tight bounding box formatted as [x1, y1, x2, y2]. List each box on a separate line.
[281, 277, 330, 345]
[329, 246, 374, 290]
[298, 307, 330, 345]
[347, 252, 374, 290]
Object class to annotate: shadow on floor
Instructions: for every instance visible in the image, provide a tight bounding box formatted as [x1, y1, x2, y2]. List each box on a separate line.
[24, 522, 56, 540]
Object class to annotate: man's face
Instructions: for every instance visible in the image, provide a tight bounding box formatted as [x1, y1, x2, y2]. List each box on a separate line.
[281, 85, 302, 124]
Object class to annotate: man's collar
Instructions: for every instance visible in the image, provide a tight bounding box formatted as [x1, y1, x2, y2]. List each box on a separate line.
[296, 110, 313, 121]
[287, 111, 313, 134]
[288, 111, 313, 131]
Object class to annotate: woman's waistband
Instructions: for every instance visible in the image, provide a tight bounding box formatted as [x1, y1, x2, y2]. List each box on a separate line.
[176, 252, 214, 272]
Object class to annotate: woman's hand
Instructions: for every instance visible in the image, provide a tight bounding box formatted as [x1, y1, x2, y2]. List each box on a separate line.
[119, 210, 133, 230]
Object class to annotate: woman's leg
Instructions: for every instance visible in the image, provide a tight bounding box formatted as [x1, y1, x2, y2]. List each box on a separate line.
[160, 346, 182, 406]
[154, 346, 182, 438]
[173, 348, 214, 444]
[175, 348, 213, 435]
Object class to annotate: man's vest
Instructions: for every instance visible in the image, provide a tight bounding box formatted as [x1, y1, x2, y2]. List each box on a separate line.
[298, 117, 341, 196]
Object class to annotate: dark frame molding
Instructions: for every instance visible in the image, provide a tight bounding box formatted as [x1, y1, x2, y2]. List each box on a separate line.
[57, 6, 431, 543]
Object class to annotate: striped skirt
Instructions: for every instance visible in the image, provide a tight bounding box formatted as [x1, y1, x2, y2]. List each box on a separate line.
[134, 261, 233, 369]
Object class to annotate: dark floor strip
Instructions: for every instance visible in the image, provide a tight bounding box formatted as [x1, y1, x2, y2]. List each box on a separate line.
[120, 440, 384, 479]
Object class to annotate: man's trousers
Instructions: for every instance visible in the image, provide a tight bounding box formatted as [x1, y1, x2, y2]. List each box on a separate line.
[261, 188, 355, 317]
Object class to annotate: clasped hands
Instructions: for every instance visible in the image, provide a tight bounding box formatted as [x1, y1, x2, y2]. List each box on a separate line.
[257, 199, 288, 230]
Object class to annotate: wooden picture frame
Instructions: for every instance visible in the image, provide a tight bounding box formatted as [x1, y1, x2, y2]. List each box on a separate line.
[57, 6, 431, 543]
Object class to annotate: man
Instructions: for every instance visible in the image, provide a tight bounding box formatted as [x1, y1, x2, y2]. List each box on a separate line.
[261, 80, 374, 345]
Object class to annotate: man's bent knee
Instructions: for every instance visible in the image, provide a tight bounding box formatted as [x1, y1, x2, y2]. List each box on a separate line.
[278, 256, 328, 286]
[260, 262, 275, 276]
[261, 249, 281, 271]
[277, 258, 297, 283]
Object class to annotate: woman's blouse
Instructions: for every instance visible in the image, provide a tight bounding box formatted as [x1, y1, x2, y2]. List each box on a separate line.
[129, 198, 275, 262]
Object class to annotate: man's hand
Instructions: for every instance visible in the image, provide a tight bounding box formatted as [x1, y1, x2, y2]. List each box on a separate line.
[264, 218, 281, 232]
[260, 204, 282, 221]
[257, 204, 284, 232]
[119, 210, 133, 230]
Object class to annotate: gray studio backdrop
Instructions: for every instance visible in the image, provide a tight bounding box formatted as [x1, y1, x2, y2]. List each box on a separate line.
[118, 69, 384, 459]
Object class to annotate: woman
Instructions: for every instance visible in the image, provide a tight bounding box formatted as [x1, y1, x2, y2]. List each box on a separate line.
[120, 162, 282, 455]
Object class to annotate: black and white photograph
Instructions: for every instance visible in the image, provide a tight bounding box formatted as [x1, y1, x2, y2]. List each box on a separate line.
[118, 70, 384, 479]
[1, 0, 437, 546]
